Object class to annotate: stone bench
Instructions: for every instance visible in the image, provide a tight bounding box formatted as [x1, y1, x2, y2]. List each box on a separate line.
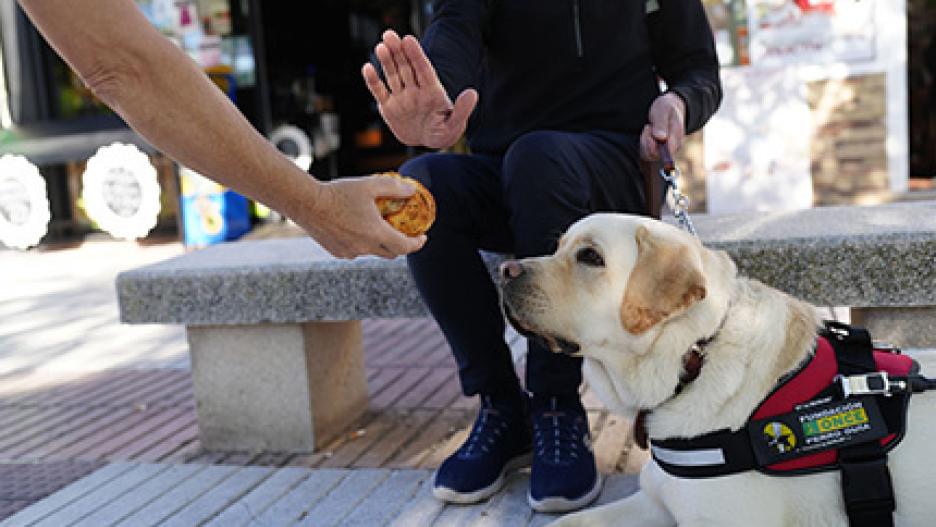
[117, 240, 504, 452]
[691, 201, 936, 347]
[116, 201, 936, 453]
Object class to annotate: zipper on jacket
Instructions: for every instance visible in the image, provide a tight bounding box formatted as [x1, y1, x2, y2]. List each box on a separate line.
[572, 0, 584, 58]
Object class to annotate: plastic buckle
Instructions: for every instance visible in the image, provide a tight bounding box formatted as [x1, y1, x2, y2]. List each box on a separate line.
[835, 372, 906, 398]
[872, 341, 902, 354]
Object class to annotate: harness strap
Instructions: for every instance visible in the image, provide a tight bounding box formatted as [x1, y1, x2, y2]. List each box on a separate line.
[839, 443, 895, 527]
[826, 321, 877, 375]
[651, 428, 755, 478]
[824, 322, 895, 527]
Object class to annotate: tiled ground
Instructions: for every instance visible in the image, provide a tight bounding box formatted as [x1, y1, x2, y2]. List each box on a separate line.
[0, 461, 103, 520]
[0, 318, 644, 520]
[0, 317, 639, 469]
[0, 463, 642, 526]
[0, 239, 188, 375]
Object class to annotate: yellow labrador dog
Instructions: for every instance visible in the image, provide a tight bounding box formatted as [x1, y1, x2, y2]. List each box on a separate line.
[500, 213, 935, 527]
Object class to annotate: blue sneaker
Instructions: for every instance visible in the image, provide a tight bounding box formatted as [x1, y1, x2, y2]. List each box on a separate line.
[433, 393, 533, 503]
[528, 395, 602, 513]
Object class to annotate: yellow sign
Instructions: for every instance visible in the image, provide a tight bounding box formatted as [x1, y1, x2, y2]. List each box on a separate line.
[803, 408, 869, 437]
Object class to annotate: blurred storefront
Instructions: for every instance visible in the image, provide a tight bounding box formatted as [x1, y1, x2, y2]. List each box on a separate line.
[3, 0, 927, 249]
[686, 0, 926, 213]
[0, 0, 426, 249]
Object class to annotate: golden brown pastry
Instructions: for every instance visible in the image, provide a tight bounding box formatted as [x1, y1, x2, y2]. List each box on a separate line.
[374, 172, 436, 236]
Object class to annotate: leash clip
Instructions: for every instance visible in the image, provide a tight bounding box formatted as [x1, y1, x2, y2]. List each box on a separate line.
[835, 372, 906, 399]
[657, 141, 697, 237]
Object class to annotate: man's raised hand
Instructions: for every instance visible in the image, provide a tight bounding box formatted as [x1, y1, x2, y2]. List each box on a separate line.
[361, 30, 477, 149]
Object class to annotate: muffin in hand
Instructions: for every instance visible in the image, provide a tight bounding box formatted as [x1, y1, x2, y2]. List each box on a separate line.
[374, 172, 436, 236]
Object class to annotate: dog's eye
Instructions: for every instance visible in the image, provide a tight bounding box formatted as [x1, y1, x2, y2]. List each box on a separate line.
[576, 247, 605, 267]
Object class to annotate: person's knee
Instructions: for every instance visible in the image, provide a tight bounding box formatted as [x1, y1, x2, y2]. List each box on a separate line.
[502, 131, 585, 203]
[502, 131, 576, 193]
[399, 154, 439, 189]
[400, 153, 482, 233]
[400, 153, 461, 211]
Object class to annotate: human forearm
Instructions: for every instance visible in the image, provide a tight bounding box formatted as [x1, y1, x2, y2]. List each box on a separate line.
[18, 0, 320, 220]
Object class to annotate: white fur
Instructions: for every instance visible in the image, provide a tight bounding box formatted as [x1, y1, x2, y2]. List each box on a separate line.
[503, 214, 935, 527]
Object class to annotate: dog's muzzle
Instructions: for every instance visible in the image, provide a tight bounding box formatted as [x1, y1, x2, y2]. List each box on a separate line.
[499, 260, 581, 357]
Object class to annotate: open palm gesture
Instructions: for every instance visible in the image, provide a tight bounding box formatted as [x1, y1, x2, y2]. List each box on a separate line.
[362, 30, 478, 149]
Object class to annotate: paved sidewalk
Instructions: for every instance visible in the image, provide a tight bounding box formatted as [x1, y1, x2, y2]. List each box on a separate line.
[1, 240, 189, 375]
[0, 463, 641, 527]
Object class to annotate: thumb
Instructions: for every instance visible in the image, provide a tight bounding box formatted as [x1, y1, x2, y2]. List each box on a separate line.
[448, 88, 479, 129]
[369, 174, 417, 200]
[652, 124, 668, 142]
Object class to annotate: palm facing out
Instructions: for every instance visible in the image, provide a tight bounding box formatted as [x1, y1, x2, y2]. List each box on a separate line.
[362, 30, 477, 150]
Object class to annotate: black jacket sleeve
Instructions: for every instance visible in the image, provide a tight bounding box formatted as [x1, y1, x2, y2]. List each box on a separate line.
[647, 0, 723, 135]
[421, 0, 489, 102]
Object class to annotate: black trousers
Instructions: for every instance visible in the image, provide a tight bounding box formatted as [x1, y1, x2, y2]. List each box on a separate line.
[402, 130, 647, 397]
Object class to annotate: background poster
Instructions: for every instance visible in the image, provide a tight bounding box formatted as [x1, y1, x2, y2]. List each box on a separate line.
[748, 0, 876, 66]
[704, 67, 814, 213]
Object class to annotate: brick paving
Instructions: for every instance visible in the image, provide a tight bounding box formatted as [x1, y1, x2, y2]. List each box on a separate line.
[0, 461, 103, 520]
[0, 317, 642, 520]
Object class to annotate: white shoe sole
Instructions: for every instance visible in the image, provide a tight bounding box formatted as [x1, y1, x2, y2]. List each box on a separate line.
[528, 473, 603, 513]
[432, 452, 533, 504]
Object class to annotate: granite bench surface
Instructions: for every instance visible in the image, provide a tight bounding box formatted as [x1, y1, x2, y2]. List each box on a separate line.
[118, 202, 936, 326]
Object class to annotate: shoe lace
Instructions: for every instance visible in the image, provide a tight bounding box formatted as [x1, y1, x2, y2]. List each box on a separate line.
[459, 395, 512, 459]
[533, 397, 588, 467]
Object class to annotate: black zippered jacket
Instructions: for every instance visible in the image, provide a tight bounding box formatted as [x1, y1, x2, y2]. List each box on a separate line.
[422, 0, 723, 154]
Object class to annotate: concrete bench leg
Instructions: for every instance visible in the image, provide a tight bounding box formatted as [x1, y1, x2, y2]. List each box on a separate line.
[850, 307, 936, 348]
[185, 321, 367, 452]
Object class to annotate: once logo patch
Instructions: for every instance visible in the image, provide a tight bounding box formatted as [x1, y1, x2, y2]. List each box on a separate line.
[801, 404, 869, 438]
[749, 397, 887, 466]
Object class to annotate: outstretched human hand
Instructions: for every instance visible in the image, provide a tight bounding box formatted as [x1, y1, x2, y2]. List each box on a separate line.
[299, 175, 427, 259]
[639, 92, 687, 162]
[361, 30, 477, 149]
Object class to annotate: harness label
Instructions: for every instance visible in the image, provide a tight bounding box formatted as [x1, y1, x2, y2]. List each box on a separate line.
[749, 397, 887, 466]
[801, 402, 868, 438]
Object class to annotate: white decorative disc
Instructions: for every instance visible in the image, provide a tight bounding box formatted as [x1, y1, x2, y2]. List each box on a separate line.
[0, 155, 51, 250]
[82, 143, 162, 241]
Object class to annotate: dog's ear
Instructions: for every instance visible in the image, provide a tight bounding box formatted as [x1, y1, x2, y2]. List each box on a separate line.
[621, 226, 707, 334]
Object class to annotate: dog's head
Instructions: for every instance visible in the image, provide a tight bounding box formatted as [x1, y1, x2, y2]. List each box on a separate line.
[500, 213, 736, 359]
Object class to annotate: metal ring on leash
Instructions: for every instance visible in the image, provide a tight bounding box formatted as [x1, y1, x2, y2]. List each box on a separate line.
[657, 142, 697, 237]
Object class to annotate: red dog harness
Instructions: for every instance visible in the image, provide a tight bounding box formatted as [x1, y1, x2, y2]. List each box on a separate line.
[643, 322, 935, 527]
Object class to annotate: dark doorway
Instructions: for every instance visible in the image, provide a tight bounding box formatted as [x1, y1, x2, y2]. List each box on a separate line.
[908, 0, 936, 186]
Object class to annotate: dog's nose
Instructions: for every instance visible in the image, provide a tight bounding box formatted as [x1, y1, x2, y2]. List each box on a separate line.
[501, 260, 524, 280]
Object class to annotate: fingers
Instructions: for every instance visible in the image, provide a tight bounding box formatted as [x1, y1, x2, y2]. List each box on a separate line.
[383, 31, 417, 89]
[374, 225, 427, 257]
[650, 105, 669, 144]
[449, 88, 478, 127]
[667, 110, 684, 155]
[367, 174, 417, 199]
[640, 124, 659, 162]
[429, 88, 478, 148]
[361, 63, 389, 105]
[402, 35, 436, 88]
[375, 42, 403, 93]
